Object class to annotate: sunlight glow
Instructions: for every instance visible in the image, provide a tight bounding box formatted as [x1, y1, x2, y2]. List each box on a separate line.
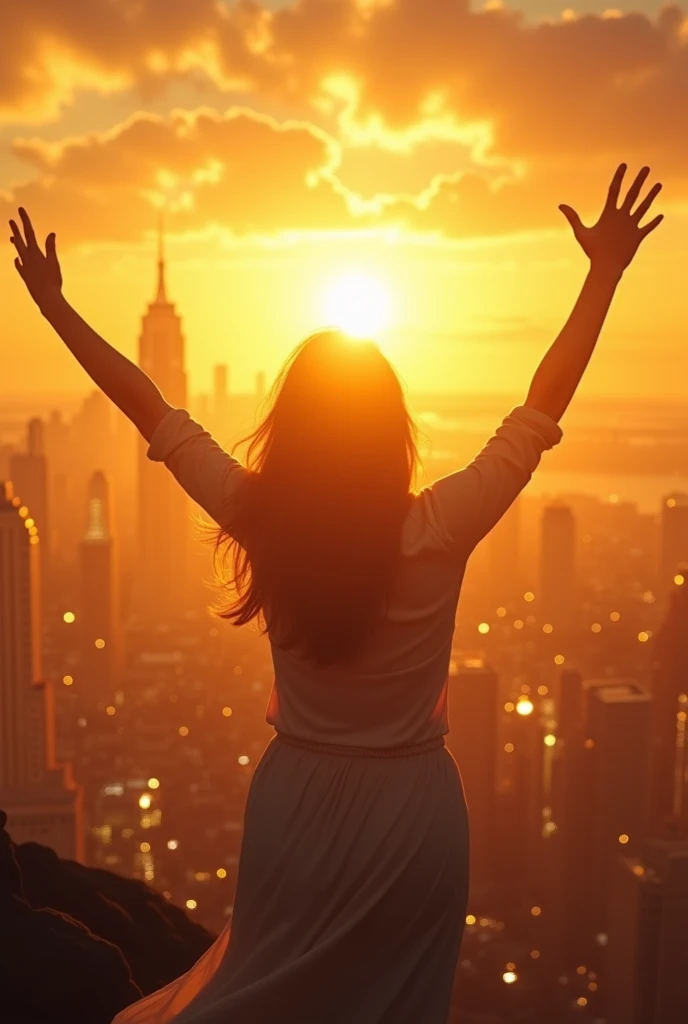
[322, 272, 392, 338]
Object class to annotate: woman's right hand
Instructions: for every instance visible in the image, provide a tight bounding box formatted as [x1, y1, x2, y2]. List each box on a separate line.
[9, 207, 63, 310]
[559, 164, 663, 276]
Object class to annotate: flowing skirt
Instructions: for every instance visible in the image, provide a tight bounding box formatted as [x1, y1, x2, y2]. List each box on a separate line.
[111, 734, 469, 1024]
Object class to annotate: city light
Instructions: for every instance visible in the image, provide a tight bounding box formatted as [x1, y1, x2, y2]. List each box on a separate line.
[185, 899, 197, 910]
[530, 950, 540, 959]
[554, 654, 565, 665]
[504, 742, 515, 753]
[496, 607, 507, 617]
[591, 622, 602, 633]
[148, 777, 160, 789]
[638, 631, 650, 643]
[516, 698, 534, 716]
[618, 833, 630, 844]
[179, 726, 189, 737]
[542, 623, 553, 634]
[610, 610, 621, 621]
[544, 734, 556, 747]
[167, 840, 179, 850]
[478, 622, 490, 634]
[524, 592, 534, 602]
[217, 868, 227, 879]
[514, 619, 524, 629]
[106, 705, 116, 715]
[238, 755, 250, 765]
[465, 914, 476, 926]
[577, 997, 588, 1007]
[530, 906, 541, 917]
[538, 685, 548, 696]
[138, 793, 152, 809]
[675, 574, 685, 586]
[95, 638, 106, 648]
[140, 842, 150, 853]
[502, 971, 517, 985]
[222, 707, 233, 717]
[504, 702, 515, 713]
[62, 675, 73, 686]
[576, 965, 586, 975]
[63, 611, 76, 623]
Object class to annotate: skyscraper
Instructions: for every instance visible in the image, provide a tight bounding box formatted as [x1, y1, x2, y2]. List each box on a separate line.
[136, 224, 189, 620]
[607, 831, 688, 1024]
[446, 659, 499, 893]
[649, 578, 688, 832]
[540, 503, 576, 630]
[659, 493, 688, 596]
[0, 482, 82, 860]
[487, 496, 521, 604]
[213, 363, 230, 433]
[79, 472, 121, 708]
[9, 417, 50, 593]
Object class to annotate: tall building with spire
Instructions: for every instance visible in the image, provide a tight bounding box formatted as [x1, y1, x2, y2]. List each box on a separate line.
[0, 482, 82, 860]
[136, 222, 189, 620]
[79, 472, 121, 708]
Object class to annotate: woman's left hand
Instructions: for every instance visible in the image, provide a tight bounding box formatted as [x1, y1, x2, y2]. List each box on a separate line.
[9, 207, 63, 310]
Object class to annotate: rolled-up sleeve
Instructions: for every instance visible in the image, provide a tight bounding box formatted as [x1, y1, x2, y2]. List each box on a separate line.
[423, 406, 562, 554]
[147, 408, 248, 532]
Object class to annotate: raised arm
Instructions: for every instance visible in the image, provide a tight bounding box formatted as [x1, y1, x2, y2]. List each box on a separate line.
[9, 208, 171, 442]
[525, 164, 663, 423]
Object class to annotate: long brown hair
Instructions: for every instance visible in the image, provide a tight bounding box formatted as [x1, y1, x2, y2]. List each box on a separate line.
[214, 329, 419, 666]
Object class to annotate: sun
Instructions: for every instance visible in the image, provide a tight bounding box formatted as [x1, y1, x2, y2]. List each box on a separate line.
[321, 272, 392, 338]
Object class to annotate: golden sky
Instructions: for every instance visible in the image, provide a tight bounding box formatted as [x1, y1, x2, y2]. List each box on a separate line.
[1, 0, 687, 400]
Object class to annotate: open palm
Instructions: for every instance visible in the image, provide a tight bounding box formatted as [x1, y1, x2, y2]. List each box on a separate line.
[560, 165, 663, 273]
[9, 207, 62, 308]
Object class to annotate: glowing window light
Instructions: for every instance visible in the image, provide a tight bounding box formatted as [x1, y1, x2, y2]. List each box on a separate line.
[140, 842, 151, 853]
[478, 622, 490, 635]
[638, 632, 650, 643]
[24, 517, 35, 528]
[138, 793, 152, 809]
[465, 914, 476, 925]
[524, 592, 535, 602]
[185, 899, 197, 910]
[106, 706, 116, 716]
[544, 734, 556, 747]
[516, 699, 534, 717]
[554, 654, 565, 665]
[217, 868, 227, 879]
[222, 707, 233, 717]
[179, 726, 189, 737]
[144, 870, 155, 881]
[63, 611, 75, 624]
[167, 839, 179, 850]
[502, 971, 517, 985]
[63, 675, 74, 686]
[504, 742, 515, 753]
[618, 833, 630, 844]
[238, 755, 250, 766]
[95, 638, 106, 649]
[18, 505, 28, 517]
[148, 778, 160, 790]
[542, 623, 553, 634]
[675, 574, 685, 586]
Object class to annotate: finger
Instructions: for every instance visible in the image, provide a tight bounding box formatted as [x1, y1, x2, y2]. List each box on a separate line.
[14, 256, 26, 279]
[9, 220, 27, 257]
[558, 204, 584, 238]
[639, 213, 664, 239]
[45, 232, 57, 259]
[622, 166, 650, 212]
[605, 163, 627, 210]
[633, 182, 662, 222]
[18, 207, 38, 250]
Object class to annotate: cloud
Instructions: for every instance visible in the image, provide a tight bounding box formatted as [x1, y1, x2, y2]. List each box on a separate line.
[1, 1, 686, 243]
[3, 107, 354, 244]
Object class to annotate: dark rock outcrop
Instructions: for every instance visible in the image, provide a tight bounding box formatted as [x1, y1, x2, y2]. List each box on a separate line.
[0, 810, 215, 1023]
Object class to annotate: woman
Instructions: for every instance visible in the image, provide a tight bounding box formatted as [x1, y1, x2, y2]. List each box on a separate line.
[10, 164, 662, 1023]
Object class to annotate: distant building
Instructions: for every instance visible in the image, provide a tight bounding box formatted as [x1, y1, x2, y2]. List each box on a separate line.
[539, 503, 576, 630]
[649, 579, 688, 832]
[607, 831, 688, 1024]
[79, 471, 122, 708]
[659, 493, 688, 596]
[213, 364, 230, 426]
[9, 417, 50, 591]
[487, 497, 521, 603]
[447, 659, 499, 893]
[136, 225, 189, 620]
[0, 482, 82, 860]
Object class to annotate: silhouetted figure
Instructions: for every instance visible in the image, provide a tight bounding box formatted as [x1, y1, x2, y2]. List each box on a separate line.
[8, 164, 662, 1023]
